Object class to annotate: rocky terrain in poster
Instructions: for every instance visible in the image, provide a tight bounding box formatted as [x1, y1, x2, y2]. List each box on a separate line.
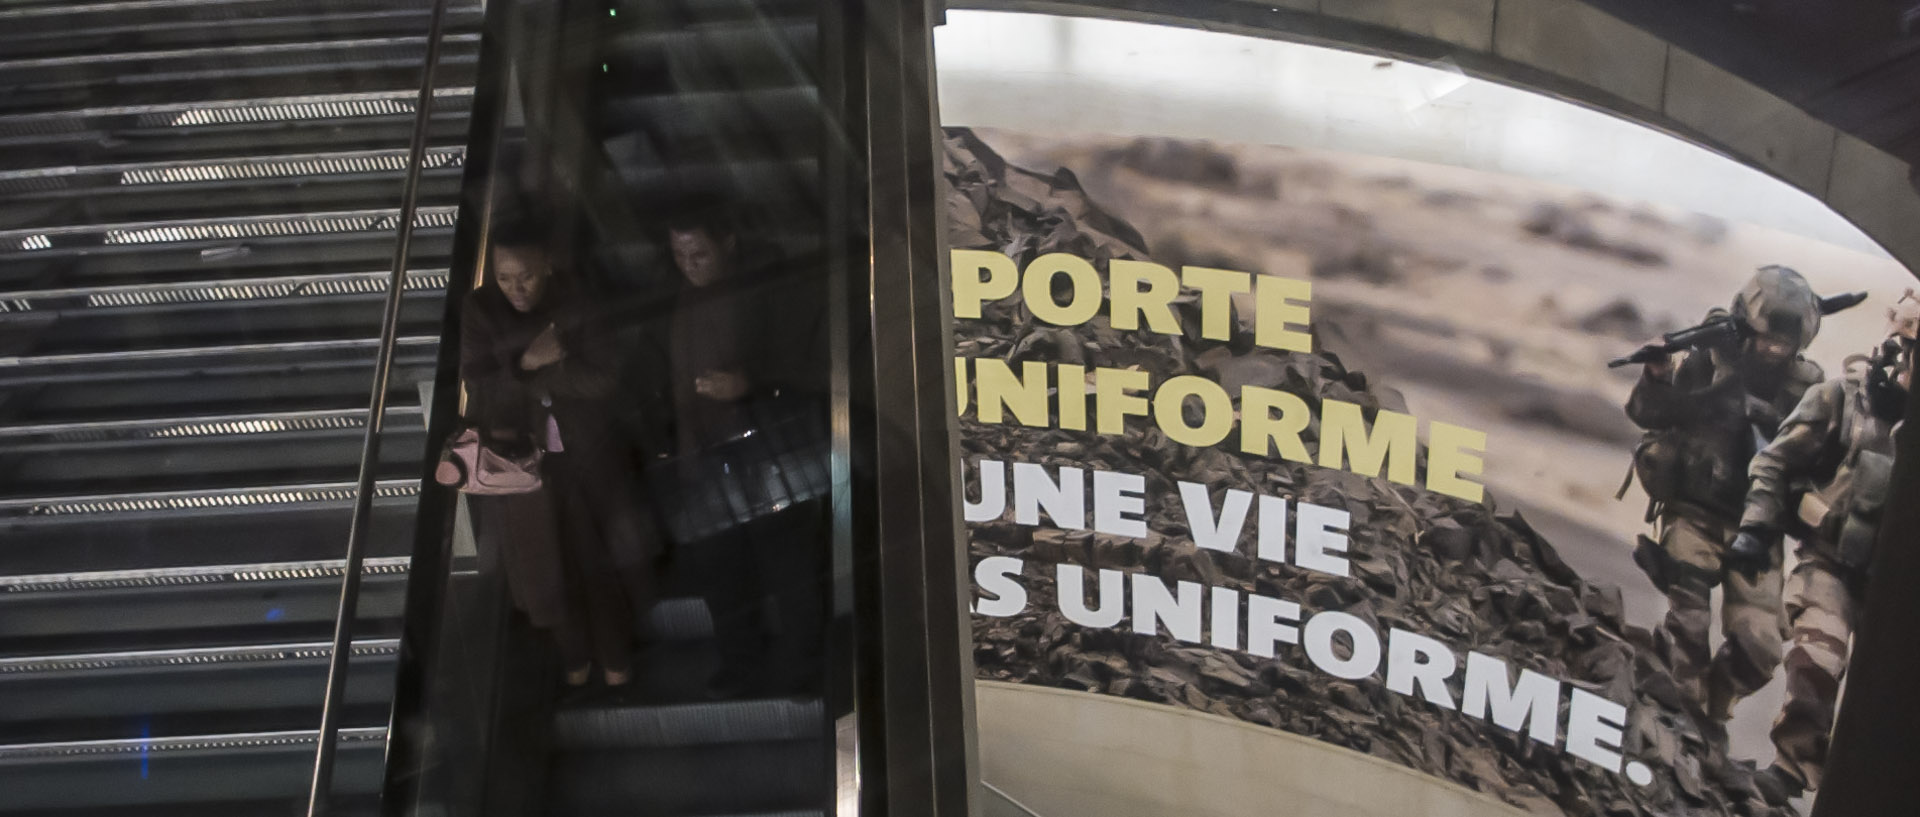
[946, 126, 1808, 817]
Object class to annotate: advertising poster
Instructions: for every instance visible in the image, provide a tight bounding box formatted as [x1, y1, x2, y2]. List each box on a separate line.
[949, 126, 1915, 816]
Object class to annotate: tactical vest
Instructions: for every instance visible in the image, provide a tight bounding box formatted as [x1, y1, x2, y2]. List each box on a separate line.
[1628, 353, 1820, 519]
[1808, 377, 1899, 570]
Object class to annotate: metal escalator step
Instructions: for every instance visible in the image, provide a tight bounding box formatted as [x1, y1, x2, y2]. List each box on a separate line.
[0, 204, 459, 255]
[0, 407, 428, 498]
[0, 6, 487, 61]
[603, 637, 724, 705]
[552, 698, 823, 750]
[552, 739, 828, 816]
[0, 639, 399, 742]
[0, 727, 387, 812]
[643, 597, 713, 641]
[0, 229, 457, 290]
[0, 147, 467, 230]
[0, 286, 447, 358]
[0, 299, 446, 360]
[0, 349, 437, 427]
[607, 20, 817, 93]
[0, 406, 420, 445]
[0, 34, 482, 80]
[0, 50, 482, 118]
[0, 86, 476, 142]
[618, 158, 820, 208]
[0, 335, 439, 381]
[0, 491, 418, 577]
[661, 812, 823, 817]
[0, 557, 413, 654]
[571, 813, 823, 817]
[610, 0, 818, 24]
[0, 146, 465, 193]
[0, 0, 475, 34]
[0, 638, 397, 676]
[18, 115, 472, 174]
[602, 87, 822, 145]
[0, 481, 421, 523]
[0, 268, 449, 312]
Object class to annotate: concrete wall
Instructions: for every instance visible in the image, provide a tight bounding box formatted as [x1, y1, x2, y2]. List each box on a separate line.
[948, 0, 1920, 275]
[975, 681, 1542, 817]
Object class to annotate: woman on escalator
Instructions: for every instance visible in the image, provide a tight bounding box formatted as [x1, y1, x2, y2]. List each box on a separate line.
[460, 220, 653, 690]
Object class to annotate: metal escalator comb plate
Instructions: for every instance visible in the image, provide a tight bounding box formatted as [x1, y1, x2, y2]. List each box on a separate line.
[0, 479, 420, 518]
[0, 639, 401, 675]
[0, 727, 388, 760]
[0, 557, 413, 594]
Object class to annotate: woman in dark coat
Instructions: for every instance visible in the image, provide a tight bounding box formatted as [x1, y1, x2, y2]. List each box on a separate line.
[461, 225, 653, 688]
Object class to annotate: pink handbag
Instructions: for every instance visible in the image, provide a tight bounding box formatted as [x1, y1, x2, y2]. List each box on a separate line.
[434, 427, 544, 495]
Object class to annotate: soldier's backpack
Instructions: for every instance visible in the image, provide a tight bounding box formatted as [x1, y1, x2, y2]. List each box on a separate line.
[1834, 447, 1894, 571]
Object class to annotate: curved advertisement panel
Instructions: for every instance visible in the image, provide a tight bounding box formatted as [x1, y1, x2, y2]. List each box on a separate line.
[941, 14, 1917, 817]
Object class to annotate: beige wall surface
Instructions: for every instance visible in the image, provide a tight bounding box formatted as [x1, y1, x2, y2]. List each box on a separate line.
[977, 681, 1547, 817]
[937, 6, 1920, 273]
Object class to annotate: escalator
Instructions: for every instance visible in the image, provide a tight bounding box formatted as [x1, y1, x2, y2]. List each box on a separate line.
[388, 1, 840, 815]
[552, 3, 833, 812]
[1, 0, 964, 813]
[0, 0, 480, 812]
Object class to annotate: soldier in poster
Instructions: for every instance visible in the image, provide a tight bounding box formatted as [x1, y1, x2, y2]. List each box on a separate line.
[1734, 293, 1919, 801]
[1618, 267, 1834, 729]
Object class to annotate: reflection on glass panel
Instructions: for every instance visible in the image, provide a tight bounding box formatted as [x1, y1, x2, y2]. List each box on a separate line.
[396, 0, 842, 815]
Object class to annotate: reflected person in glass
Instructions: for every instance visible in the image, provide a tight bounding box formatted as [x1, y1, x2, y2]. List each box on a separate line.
[663, 208, 829, 698]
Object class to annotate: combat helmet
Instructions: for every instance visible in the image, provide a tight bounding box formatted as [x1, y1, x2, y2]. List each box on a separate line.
[1731, 265, 1822, 351]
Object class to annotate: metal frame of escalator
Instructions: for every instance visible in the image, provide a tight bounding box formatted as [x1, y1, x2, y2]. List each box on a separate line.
[827, 0, 980, 814]
[358, 0, 980, 815]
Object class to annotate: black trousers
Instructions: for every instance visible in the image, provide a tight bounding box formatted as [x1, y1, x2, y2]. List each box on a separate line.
[698, 501, 828, 694]
[476, 455, 646, 675]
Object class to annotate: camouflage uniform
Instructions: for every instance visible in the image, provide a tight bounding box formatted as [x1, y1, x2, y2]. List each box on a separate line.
[1623, 267, 1825, 721]
[1740, 295, 1915, 792]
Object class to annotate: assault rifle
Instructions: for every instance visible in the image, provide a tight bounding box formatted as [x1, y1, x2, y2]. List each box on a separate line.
[1608, 315, 1747, 368]
[1607, 291, 1870, 368]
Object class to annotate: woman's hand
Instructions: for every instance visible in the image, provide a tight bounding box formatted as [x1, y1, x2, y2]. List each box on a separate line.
[695, 369, 750, 401]
[520, 323, 567, 370]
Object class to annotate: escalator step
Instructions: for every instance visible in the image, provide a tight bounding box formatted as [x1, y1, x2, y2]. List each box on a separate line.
[552, 738, 827, 816]
[553, 698, 823, 749]
[0, 556, 413, 654]
[0, 726, 387, 811]
[642, 597, 714, 641]
[0, 639, 399, 742]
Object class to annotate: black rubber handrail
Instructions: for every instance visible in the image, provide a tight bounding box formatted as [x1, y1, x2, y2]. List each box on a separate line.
[305, 0, 452, 813]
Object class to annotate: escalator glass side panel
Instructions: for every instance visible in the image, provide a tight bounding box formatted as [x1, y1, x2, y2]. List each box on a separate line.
[377, 0, 974, 816]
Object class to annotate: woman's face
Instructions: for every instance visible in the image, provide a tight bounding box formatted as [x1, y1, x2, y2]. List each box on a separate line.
[494, 246, 550, 313]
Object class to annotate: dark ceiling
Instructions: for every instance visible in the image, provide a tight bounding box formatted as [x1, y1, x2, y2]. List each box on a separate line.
[1586, 0, 1920, 169]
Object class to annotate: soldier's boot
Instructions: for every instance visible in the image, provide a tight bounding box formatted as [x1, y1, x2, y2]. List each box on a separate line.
[1752, 764, 1804, 807]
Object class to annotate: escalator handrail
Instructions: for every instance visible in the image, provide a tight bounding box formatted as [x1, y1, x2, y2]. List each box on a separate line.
[305, 0, 453, 813]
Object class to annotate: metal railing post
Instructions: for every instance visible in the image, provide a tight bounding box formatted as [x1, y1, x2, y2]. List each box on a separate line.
[307, 0, 453, 812]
